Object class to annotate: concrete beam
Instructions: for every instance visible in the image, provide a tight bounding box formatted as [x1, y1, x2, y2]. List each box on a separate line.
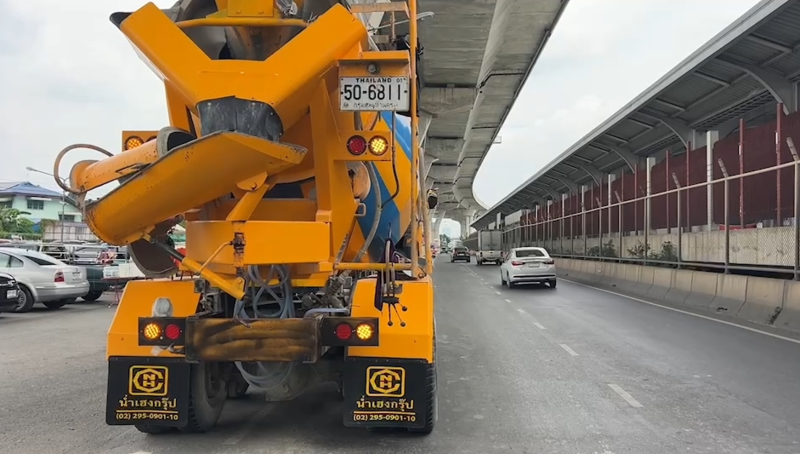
[425, 138, 465, 157]
[420, 87, 477, 117]
[717, 55, 797, 113]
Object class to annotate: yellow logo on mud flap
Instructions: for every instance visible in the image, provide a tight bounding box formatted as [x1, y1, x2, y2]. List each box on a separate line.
[366, 366, 405, 397]
[128, 366, 169, 396]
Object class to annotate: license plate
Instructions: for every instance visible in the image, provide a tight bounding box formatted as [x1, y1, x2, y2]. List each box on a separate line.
[527, 263, 540, 268]
[72, 272, 81, 278]
[6, 289, 17, 299]
[339, 76, 410, 111]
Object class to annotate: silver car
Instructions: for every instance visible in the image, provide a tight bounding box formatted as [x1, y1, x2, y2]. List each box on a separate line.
[0, 248, 90, 312]
[500, 247, 557, 288]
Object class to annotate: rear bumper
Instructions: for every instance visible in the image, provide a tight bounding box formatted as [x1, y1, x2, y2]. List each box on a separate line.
[35, 283, 90, 302]
[137, 315, 380, 363]
[508, 273, 556, 283]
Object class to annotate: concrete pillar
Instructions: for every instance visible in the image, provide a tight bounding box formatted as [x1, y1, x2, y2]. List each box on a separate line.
[433, 210, 446, 239]
[607, 174, 616, 237]
[706, 130, 719, 229]
[646, 157, 656, 233]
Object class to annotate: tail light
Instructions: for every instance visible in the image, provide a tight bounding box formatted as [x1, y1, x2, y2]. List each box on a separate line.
[138, 317, 186, 346]
[544, 259, 555, 265]
[54, 271, 65, 283]
[368, 136, 389, 155]
[320, 317, 379, 347]
[346, 135, 368, 155]
[511, 261, 524, 266]
[124, 136, 143, 150]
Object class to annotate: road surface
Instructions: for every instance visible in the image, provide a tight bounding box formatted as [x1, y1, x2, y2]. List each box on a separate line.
[2, 263, 800, 454]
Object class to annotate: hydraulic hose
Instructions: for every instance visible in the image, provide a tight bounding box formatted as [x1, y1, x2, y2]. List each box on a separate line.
[231, 264, 296, 391]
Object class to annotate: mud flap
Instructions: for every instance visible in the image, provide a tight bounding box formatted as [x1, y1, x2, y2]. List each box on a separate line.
[106, 356, 191, 427]
[342, 358, 429, 429]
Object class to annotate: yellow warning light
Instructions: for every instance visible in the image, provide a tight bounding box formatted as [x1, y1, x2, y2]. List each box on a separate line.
[143, 322, 161, 340]
[368, 136, 389, 156]
[356, 323, 374, 341]
[125, 136, 144, 150]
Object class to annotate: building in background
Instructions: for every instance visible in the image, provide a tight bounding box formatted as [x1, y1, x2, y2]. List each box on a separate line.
[0, 182, 82, 223]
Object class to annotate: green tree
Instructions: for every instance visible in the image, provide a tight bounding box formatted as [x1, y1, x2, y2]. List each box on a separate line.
[439, 233, 450, 245]
[0, 207, 33, 233]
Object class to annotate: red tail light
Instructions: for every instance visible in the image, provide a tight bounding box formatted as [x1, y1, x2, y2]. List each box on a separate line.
[346, 135, 367, 155]
[335, 323, 353, 340]
[164, 323, 182, 340]
[544, 259, 555, 265]
[511, 261, 524, 266]
[54, 271, 65, 283]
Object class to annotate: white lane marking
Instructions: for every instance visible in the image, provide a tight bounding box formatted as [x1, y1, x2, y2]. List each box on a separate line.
[223, 405, 274, 445]
[128, 452, 152, 454]
[608, 384, 643, 408]
[562, 279, 800, 345]
[504, 299, 512, 303]
[516, 308, 525, 314]
[533, 322, 546, 330]
[495, 291, 501, 295]
[560, 344, 579, 356]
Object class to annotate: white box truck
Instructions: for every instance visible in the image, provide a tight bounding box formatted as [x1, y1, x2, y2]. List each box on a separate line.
[476, 229, 503, 265]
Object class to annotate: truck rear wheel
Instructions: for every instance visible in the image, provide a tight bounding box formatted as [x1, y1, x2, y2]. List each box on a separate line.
[179, 362, 227, 433]
[410, 330, 437, 434]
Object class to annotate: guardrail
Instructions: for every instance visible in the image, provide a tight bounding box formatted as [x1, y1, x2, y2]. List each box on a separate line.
[502, 145, 800, 279]
[555, 258, 800, 334]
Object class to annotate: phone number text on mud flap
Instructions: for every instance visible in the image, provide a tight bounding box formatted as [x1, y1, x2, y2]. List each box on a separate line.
[115, 411, 180, 421]
[353, 412, 417, 422]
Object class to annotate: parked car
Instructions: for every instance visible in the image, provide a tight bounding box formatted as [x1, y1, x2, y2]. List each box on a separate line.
[450, 246, 471, 263]
[0, 248, 90, 312]
[0, 271, 21, 313]
[500, 247, 557, 288]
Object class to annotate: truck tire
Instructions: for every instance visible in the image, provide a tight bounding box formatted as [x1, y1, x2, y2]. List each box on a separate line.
[179, 362, 227, 433]
[410, 330, 437, 434]
[135, 424, 172, 435]
[82, 290, 103, 302]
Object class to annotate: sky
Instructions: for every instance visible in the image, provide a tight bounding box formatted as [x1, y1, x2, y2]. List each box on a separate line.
[0, 0, 763, 239]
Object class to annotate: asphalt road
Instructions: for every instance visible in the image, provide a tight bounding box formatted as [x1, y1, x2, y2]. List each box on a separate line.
[2, 262, 800, 454]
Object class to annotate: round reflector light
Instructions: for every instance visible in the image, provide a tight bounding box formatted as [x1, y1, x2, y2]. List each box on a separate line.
[335, 323, 353, 340]
[368, 136, 389, 155]
[125, 136, 143, 150]
[165, 323, 181, 340]
[143, 322, 161, 340]
[346, 136, 367, 155]
[355, 323, 374, 340]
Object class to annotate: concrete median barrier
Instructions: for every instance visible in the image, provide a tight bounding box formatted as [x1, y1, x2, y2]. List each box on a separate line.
[737, 276, 786, 326]
[664, 269, 693, 306]
[633, 266, 654, 297]
[646, 267, 673, 301]
[554, 258, 798, 334]
[685, 271, 718, 310]
[710, 274, 748, 315]
[774, 281, 800, 332]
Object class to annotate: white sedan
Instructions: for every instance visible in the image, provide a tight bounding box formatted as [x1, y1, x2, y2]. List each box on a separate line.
[0, 247, 90, 312]
[500, 247, 557, 288]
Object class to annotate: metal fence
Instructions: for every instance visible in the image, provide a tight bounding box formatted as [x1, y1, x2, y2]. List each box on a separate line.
[501, 141, 800, 280]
